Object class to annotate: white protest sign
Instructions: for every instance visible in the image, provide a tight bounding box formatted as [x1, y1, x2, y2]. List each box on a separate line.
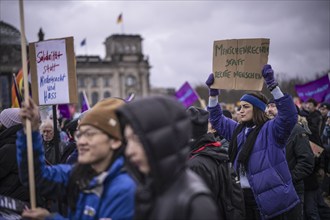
[35, 39, 68, 104]
[29, 37, 78, 105]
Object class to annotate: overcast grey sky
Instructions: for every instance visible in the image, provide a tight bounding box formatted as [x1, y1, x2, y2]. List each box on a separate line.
[1, 0, 329, 90]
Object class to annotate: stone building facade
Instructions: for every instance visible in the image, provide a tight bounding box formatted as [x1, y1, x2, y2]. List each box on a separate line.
[0, 21, 25, 110]
[76, 34, 151, 107]
[0, 20, 151, 110]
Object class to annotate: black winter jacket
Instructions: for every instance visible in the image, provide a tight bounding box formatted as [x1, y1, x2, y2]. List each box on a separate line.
[307, 110, 323, 146]
[187, 133, 227, 217]
[43, 137, 65, 165]
[0, 124, 29, 202]
[285, 123, 314, 197]
[117, 96, 220, 220]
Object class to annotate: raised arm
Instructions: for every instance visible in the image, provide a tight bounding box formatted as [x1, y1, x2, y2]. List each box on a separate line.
[262, 65, 298, 145]
[17, 97, 71, 198]
[205, 73, 239, 141]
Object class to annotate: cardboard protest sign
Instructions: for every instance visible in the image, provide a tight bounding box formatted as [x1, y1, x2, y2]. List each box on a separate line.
[212, 38, 270, 91]
[29, 37, 77, 105]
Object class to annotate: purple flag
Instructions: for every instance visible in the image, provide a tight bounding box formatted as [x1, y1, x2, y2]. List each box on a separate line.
[81, 91, 90, 113]
[125, 93, 135, 103]
[295, 74, 330, 103]
[175, 81, 199, 108]
[58, 104, 71, 119]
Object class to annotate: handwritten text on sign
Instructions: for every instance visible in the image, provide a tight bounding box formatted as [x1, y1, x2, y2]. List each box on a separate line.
[212, 38, 270, 91]
[35, 39, 69, 105]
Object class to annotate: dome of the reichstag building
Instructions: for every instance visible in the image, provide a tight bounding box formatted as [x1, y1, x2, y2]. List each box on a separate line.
[0, 20, 22, 45]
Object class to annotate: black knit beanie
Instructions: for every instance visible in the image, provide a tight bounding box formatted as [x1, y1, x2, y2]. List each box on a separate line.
[186, 106, 209, 139]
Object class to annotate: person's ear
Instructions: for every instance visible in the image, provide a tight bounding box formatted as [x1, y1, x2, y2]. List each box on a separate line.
[110, 139, 122, 150]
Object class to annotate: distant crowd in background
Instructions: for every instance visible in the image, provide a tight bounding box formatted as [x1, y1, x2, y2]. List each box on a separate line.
[1, 64, 330, 220]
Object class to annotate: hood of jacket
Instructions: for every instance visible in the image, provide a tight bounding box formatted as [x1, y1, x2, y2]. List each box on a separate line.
[0, 124, 22, 148]
[117, 96, 192, 193]
[189, 132, 228, 160]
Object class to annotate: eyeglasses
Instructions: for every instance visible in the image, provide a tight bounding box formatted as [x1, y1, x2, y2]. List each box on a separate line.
[74, 129, 104, 141]
[42, 129, 53, 134]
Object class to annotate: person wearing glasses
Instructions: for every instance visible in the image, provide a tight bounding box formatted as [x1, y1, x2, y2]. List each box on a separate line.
[39, 118, 66, 165]
[17, 97, 136, 220]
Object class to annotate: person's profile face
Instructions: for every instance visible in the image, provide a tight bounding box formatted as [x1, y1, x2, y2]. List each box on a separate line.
[266, 103, 278, 119]
[239, 101, 253, 122]
[124, 125, 150, 175]
[306, 102, 316, 112]
[319, 107, 329, 117]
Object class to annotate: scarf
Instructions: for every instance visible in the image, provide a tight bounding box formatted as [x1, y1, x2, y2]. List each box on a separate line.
[228, 122, 264, 168]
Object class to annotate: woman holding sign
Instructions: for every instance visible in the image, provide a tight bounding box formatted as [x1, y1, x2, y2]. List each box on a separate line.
[17, 97, 136, 220]
[205, 64, 300, 219]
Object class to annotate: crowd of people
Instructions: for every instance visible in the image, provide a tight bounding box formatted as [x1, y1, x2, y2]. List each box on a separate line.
[1, 64, 330, 220]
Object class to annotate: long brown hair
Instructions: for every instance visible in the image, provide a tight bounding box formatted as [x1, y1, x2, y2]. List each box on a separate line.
[248, 92, 269, 126]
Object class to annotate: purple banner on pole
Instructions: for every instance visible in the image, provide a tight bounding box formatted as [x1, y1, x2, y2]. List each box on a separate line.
[58, 104, 71, 119]
[81, 98, 89, 113]
[175, 81, 199, 108]
[295, 74, 330, 103]
[81, 91, 90, 113]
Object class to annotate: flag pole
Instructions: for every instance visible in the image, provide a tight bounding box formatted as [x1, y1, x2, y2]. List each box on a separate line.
[117, 13, 124, 34]
[121, 22, 125, 34]
[19, 0, 36, 209]
[125, 93, 135, 102]
[83, 90, 90, 110]
[198, 96, 207, 109]
[196, 94, 206, 109]
[192, 86, 206, 109]
[85, 43, 88, 56]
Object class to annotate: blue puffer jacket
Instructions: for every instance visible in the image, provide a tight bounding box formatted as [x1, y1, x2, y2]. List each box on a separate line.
[16, 130, 136, 220]
[208, 94, 299, 219]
